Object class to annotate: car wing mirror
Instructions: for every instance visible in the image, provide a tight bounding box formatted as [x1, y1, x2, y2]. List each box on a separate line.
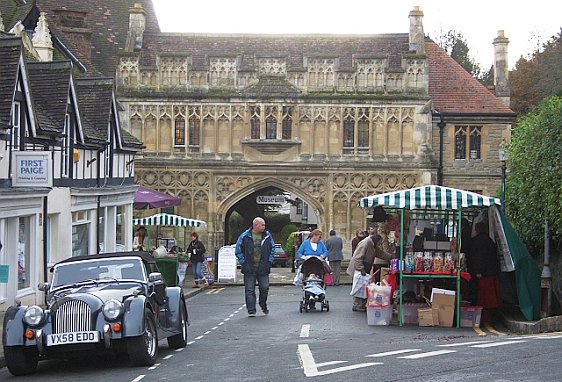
[38, 282, 50, 292]
[148, 272, 163, 283]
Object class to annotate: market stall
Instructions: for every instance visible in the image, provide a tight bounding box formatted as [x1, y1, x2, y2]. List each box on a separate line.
[359, 185, 506, 327]
[133, 213, 207, 286]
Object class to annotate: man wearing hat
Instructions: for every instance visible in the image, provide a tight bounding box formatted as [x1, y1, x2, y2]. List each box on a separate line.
[325, 229, 343, 286]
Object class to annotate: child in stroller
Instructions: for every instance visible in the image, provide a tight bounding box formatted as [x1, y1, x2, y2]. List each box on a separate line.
[298, 256, 330, 312]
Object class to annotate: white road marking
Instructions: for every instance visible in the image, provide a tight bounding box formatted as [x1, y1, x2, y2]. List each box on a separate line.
[218, 322, 224, 326]
[316, 361, 348, 367]
[297, 344, 381, 377]
[163, 354, 173, 360]
[147, 363, 160, 370]
[175, 348, 183, 352]
[438, 341, 493, 347]
[195, 335, 204, 340]
[366, 349, 421, 357]
[132, 376, 145, 382]
[470, 340, 526, 348]
[204, 330, 211, 335]
[398, 350, 457, 359]
[224, 317, 231, 321]
[534, 334, 562, 339]
[300, 324, 310, 338]
[187, 341, 194, 345]
[212, 326, 219, 330]
[229, 314, 235, 317]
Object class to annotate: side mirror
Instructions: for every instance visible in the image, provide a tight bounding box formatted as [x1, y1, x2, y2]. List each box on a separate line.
[148, 272, 163, 283]
[38, 282, 50, 292]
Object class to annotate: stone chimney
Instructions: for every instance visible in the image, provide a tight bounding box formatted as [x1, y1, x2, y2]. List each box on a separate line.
[126, 3, 146, 52]
[409, 6, 425, 54]
[493, 30, 510, 107]
[32, 12, 54, 61]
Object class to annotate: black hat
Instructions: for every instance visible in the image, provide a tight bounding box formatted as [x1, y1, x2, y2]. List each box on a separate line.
[329, 229, 336, 236]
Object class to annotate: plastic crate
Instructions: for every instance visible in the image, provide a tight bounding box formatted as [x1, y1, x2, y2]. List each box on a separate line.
[460, 306, 482, 328]
[367, 305, 393, 326]
[400, 303, 428, 324]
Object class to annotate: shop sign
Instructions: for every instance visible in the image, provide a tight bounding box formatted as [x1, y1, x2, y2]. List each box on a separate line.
[12, 152, 53, 187]
[256, 195, 285, 204]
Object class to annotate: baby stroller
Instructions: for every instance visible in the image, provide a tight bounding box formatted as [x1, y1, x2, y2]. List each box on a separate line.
[297, 256, 330, 313]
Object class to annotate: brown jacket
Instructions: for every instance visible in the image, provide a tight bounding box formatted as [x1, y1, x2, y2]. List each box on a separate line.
[374, 233, 395, 265]
[346, 236, 394, 276]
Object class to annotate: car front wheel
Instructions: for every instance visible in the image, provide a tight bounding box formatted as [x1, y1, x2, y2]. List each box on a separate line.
[127, 309, 158, 366]
[5, 346, 38, 376]
[167, 300, 188, 348]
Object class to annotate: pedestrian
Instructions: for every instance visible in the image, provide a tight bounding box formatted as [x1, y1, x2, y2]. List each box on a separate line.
[325, 229, 343, 285]
[187, 232, 206, 288]
[373, 222, 395, 283]
[296, 229, 328, 259]
[351, 229, 365, 255]
[346, 234, 394, 311]
[235, 217, 275, 317]
[133, 226, 147, 251]
[467, 221, 501, 323]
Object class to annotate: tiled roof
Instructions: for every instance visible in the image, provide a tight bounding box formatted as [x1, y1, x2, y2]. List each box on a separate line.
[75, 78, 112, 145]
[0, 0, 35, 31]
[34, 0, 160, 76]
[141, 33, 411, 71]
[75, 78, 142, 149]
[245, 76, 302, 98]
[426, 40, 514, 116]
[26, 60, 72, 134]
[0, 37, 23, 128]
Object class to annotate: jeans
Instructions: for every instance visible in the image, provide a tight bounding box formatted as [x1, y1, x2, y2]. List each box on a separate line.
[244, 273, 269, 313]
[192, 261, 203, 281]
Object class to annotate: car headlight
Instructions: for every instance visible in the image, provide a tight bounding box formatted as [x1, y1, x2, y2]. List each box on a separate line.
[23, 305, 44, 326]
[102, 299, 123, 321]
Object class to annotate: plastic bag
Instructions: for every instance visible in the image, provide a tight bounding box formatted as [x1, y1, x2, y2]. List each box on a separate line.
[350, 271, 371, 298]
[367, 282, 392, 306]
[293, 267, 303, 287]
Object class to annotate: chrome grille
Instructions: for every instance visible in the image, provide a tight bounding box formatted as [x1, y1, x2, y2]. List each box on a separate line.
[54, 300, 91, 333]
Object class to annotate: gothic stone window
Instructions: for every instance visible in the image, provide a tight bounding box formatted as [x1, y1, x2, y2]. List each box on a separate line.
[174, 115, 185, 145]
[358, 116, 369, 148]
[250, 106, 260, 139]
[343, 117, 355, 149]
[188, 117, 200, 147]
[282, 106, 292, 139]
[455, 126, 482, 159]
[266, 116, 277, 139]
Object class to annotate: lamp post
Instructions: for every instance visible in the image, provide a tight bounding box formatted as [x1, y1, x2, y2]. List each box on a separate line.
[499, 147, 507, 211]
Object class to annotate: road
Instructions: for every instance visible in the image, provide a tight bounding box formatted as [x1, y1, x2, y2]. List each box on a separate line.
[2, 285, 561, 381]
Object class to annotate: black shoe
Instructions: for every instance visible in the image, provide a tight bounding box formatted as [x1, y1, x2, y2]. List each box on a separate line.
[248, 311, 256, 317]
[262, 308, 269, 315]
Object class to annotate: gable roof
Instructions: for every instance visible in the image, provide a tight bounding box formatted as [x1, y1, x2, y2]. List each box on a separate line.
[426, 40, 514, 116]
[0, 37, 23, 128]
[74, 77, 113, 145]
[0, 0, 35, 32]
[26, 60, 72, 134]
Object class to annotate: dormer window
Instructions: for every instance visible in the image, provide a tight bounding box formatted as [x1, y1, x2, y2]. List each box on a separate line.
[55, 10, 87, 29]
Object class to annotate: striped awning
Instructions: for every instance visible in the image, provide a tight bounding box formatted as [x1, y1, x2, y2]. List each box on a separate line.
[133, 213, 207, 228]
[359, 185, 501, 210]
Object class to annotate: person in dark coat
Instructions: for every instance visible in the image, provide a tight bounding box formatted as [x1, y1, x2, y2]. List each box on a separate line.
[467, 221, 501, 323]
[187, 232, 206, 287]
[235, 217, 275, 317]
[325, 229, 343, 285]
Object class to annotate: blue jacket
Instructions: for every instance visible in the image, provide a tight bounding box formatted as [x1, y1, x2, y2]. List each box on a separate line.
[297, 239, 328, 259]
[235, 227, 275, 275]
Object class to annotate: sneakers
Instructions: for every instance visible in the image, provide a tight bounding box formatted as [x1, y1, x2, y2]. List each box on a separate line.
[262, 308, 269, 315]
[248, 312, 256, 317]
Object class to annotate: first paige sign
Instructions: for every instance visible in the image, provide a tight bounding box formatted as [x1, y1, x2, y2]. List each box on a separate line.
[12, 152, 52, 187]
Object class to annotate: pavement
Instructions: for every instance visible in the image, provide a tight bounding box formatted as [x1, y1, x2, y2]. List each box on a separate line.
[1, 265, 561, 370]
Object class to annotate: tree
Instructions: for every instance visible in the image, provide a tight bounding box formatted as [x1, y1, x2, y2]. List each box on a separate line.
[437, 30, 485, 82]
[510, 31, 562, 116]
[505, 96, 562, 254]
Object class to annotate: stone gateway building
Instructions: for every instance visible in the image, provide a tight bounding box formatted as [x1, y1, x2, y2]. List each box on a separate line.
[2, 1, 514, 253]
[116, 4, 514, 250]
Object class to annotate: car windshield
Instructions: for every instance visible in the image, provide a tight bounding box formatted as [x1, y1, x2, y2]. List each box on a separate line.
[51, 257, 146, 288]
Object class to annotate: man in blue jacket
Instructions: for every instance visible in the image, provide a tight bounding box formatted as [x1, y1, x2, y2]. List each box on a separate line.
[235, 217, 275, 317]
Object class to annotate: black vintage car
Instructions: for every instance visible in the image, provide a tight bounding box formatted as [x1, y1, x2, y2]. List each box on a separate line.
[2, 252, 189, 376]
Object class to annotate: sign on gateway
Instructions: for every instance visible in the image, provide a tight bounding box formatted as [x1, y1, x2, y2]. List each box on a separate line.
[256, 195, 286, 204]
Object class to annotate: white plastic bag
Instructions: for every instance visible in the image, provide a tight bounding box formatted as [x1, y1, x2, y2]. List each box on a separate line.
[293, 267, 303, 287]
[367, 282, 392, 306]
[350, 271, 371, 298]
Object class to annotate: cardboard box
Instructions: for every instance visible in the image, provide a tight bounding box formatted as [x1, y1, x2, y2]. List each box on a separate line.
[430, 288, 456, 327]
[418, 307, 439, 326]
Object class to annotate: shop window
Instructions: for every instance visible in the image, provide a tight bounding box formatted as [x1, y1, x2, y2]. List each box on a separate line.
[116, 206, 126, 252]
[72, 211, 90, 257]
[17, 217, 31, 290]
[98, 208, 105, 253]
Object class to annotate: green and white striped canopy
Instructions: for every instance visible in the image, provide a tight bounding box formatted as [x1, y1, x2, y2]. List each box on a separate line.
[359, 185, 501, 210]
[133, 213, 207, 228]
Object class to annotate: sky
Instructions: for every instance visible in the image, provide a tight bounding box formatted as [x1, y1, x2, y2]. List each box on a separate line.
[151, 0, 561, 70]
